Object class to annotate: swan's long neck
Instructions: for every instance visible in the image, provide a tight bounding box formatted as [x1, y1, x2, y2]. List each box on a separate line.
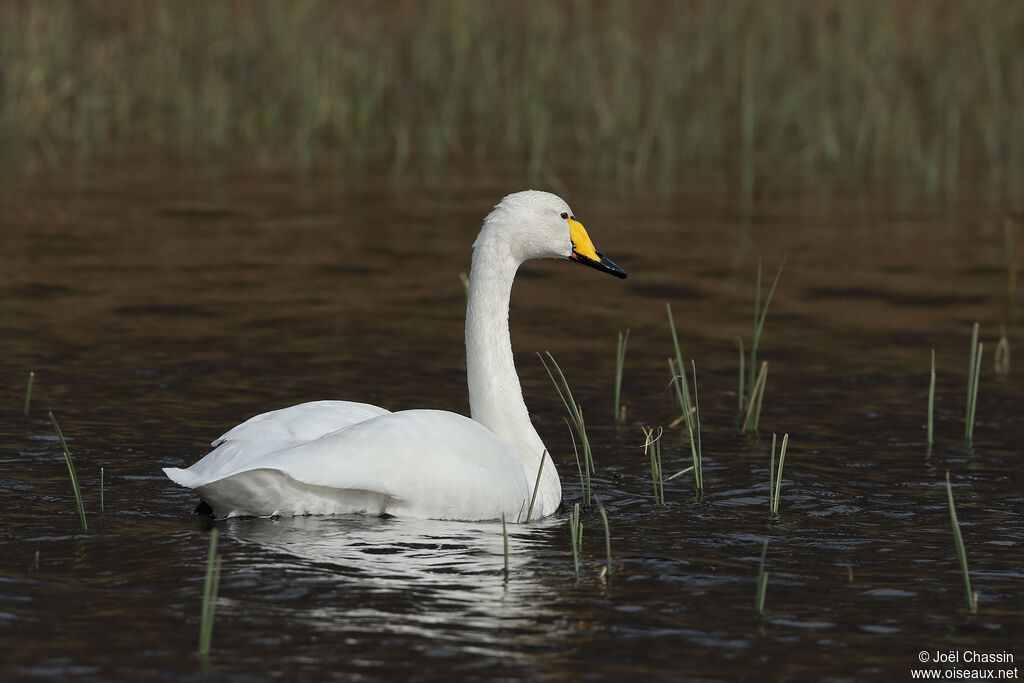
[465, 234, 561, 517]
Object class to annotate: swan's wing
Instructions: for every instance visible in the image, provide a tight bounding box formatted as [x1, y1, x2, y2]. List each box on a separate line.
[164, 409, 534, 521]
[212, 400, 391, 445]
[176, 400, 392, 480]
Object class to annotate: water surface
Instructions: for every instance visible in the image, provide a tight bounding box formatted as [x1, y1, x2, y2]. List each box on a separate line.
[1, 173, 1021, 680]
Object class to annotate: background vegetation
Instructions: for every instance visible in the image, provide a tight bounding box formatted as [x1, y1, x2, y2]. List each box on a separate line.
[2, 0, 1023, 197]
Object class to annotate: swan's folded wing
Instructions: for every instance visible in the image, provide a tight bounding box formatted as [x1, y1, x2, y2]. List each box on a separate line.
[165, 409, 534, 521]
[212, 400, 391, 445]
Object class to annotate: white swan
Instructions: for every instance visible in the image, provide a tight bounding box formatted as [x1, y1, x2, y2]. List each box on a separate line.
[163, 190, 626, 521]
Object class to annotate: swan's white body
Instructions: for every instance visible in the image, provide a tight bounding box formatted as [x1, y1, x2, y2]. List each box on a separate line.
[163, 190, 625, 521]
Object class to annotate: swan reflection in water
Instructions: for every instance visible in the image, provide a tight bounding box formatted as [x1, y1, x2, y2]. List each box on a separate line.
[218, 514, 567, 654]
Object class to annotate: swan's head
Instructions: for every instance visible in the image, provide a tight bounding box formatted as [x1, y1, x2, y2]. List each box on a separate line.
[480, 190, 627, 279]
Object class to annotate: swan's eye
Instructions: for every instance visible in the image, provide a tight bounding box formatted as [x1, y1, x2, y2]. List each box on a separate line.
[560, 212, 568, 220]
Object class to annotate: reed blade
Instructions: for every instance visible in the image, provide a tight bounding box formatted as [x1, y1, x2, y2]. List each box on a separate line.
[927, 349, 936, 445]
[49, 412, 87, 533]
[23, 371, 35, 416]
[199, 529, 223, 655]
[594, 496, 612, 589]
[945, 471, 976, 614]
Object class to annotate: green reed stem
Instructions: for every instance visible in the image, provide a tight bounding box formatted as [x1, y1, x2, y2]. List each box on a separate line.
[502, 512, 509, 582]
[23, 371, 34, 416]
[746, 259, 785, 414]
[541, 351, 593, 506]
[594, 496, 612, 589]
[742, 361, 769, 433]
[525, 451, 546, 523]
[49, 411, 87, 533]
[691, 360, 704, 491]
[643, 427, 665, 507]
[927, 349, 936, 445]
[755, 539, 769, 617]
[565, 422, 588, 511]
[769, 433, 790, 517]
[965, 323, 982, 447]
[569, 502, 582, 583]
[736, 337, 745, 417]
[614, 329, 629, 427]
[199, 529, 223, 656]
[945, 471, 977, 614]
[666, 304, 695, 432]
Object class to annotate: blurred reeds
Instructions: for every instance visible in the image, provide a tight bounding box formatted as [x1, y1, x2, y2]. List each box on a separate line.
[2, 1, 1023, 195]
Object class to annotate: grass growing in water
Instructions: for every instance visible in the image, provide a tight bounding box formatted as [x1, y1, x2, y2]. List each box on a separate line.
[524, 452, 546, 523]
[540, 351, 593, 507]
[501, 513, 509, 582]
[665, 306, 704, 492]
[945, 471, 978, 614]
[49, 411, 87, 533]
[741, 361, 769, 433]
[23, 371, 34, 416]
[928, 349, 936, 446]
[755, 539, 769, 617]
[741, 260, 785, 422]
[614, 329, 629, 427]
[965, 323, 983, 447]
[666, 303, 695, 431]
[594, 497, 612, 589]
[199, 529, 223, 656]
[642, 426, 665, 507]
[568, 502, 582, 584]
[768, 433, 790, 518]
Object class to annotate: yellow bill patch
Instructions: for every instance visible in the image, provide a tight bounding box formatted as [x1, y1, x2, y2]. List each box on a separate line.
[568, 217, 601, 262]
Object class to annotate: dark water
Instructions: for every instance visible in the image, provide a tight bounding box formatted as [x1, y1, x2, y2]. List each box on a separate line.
[1, 173, 1021, 680]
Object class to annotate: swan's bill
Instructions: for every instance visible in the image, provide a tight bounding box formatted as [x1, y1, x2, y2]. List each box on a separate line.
[568, 217, 628, 279]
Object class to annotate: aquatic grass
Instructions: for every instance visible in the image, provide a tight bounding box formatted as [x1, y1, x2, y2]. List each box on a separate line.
[568, 502, 582, 584]
[594, 496, 612, 589]
[666, 361, 704, 493]
[49, 411, 87, 533]
[689, 360, 704, 491]
[665, 307, 704, 492]
[743, 259, 785, 418]
[927, 349, 936, 445]
[6, 4, 1024, 195]
[945, 471, 978, 614]
[30, 551, 40, 572]
[501, 513, 509, 582]
[768, 433, 790, 518]
[994, 329, 1009, 377]
[741, 361, 769, 433]
[199, 529, 223, 656]
[755, 539, 769, 617]
[100, 467, 105, 513]
[540, 351, 593, 506]
[736, 337, 745, 416]
[642, 426, 665, 507]
[524, 452, 546, 523]
[665, 362, 703, 493]
[965, 323, 983, 447]
[666, 304, 695, 432]
[613, 329, 629, 427]
[23, 371, 34, 416]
